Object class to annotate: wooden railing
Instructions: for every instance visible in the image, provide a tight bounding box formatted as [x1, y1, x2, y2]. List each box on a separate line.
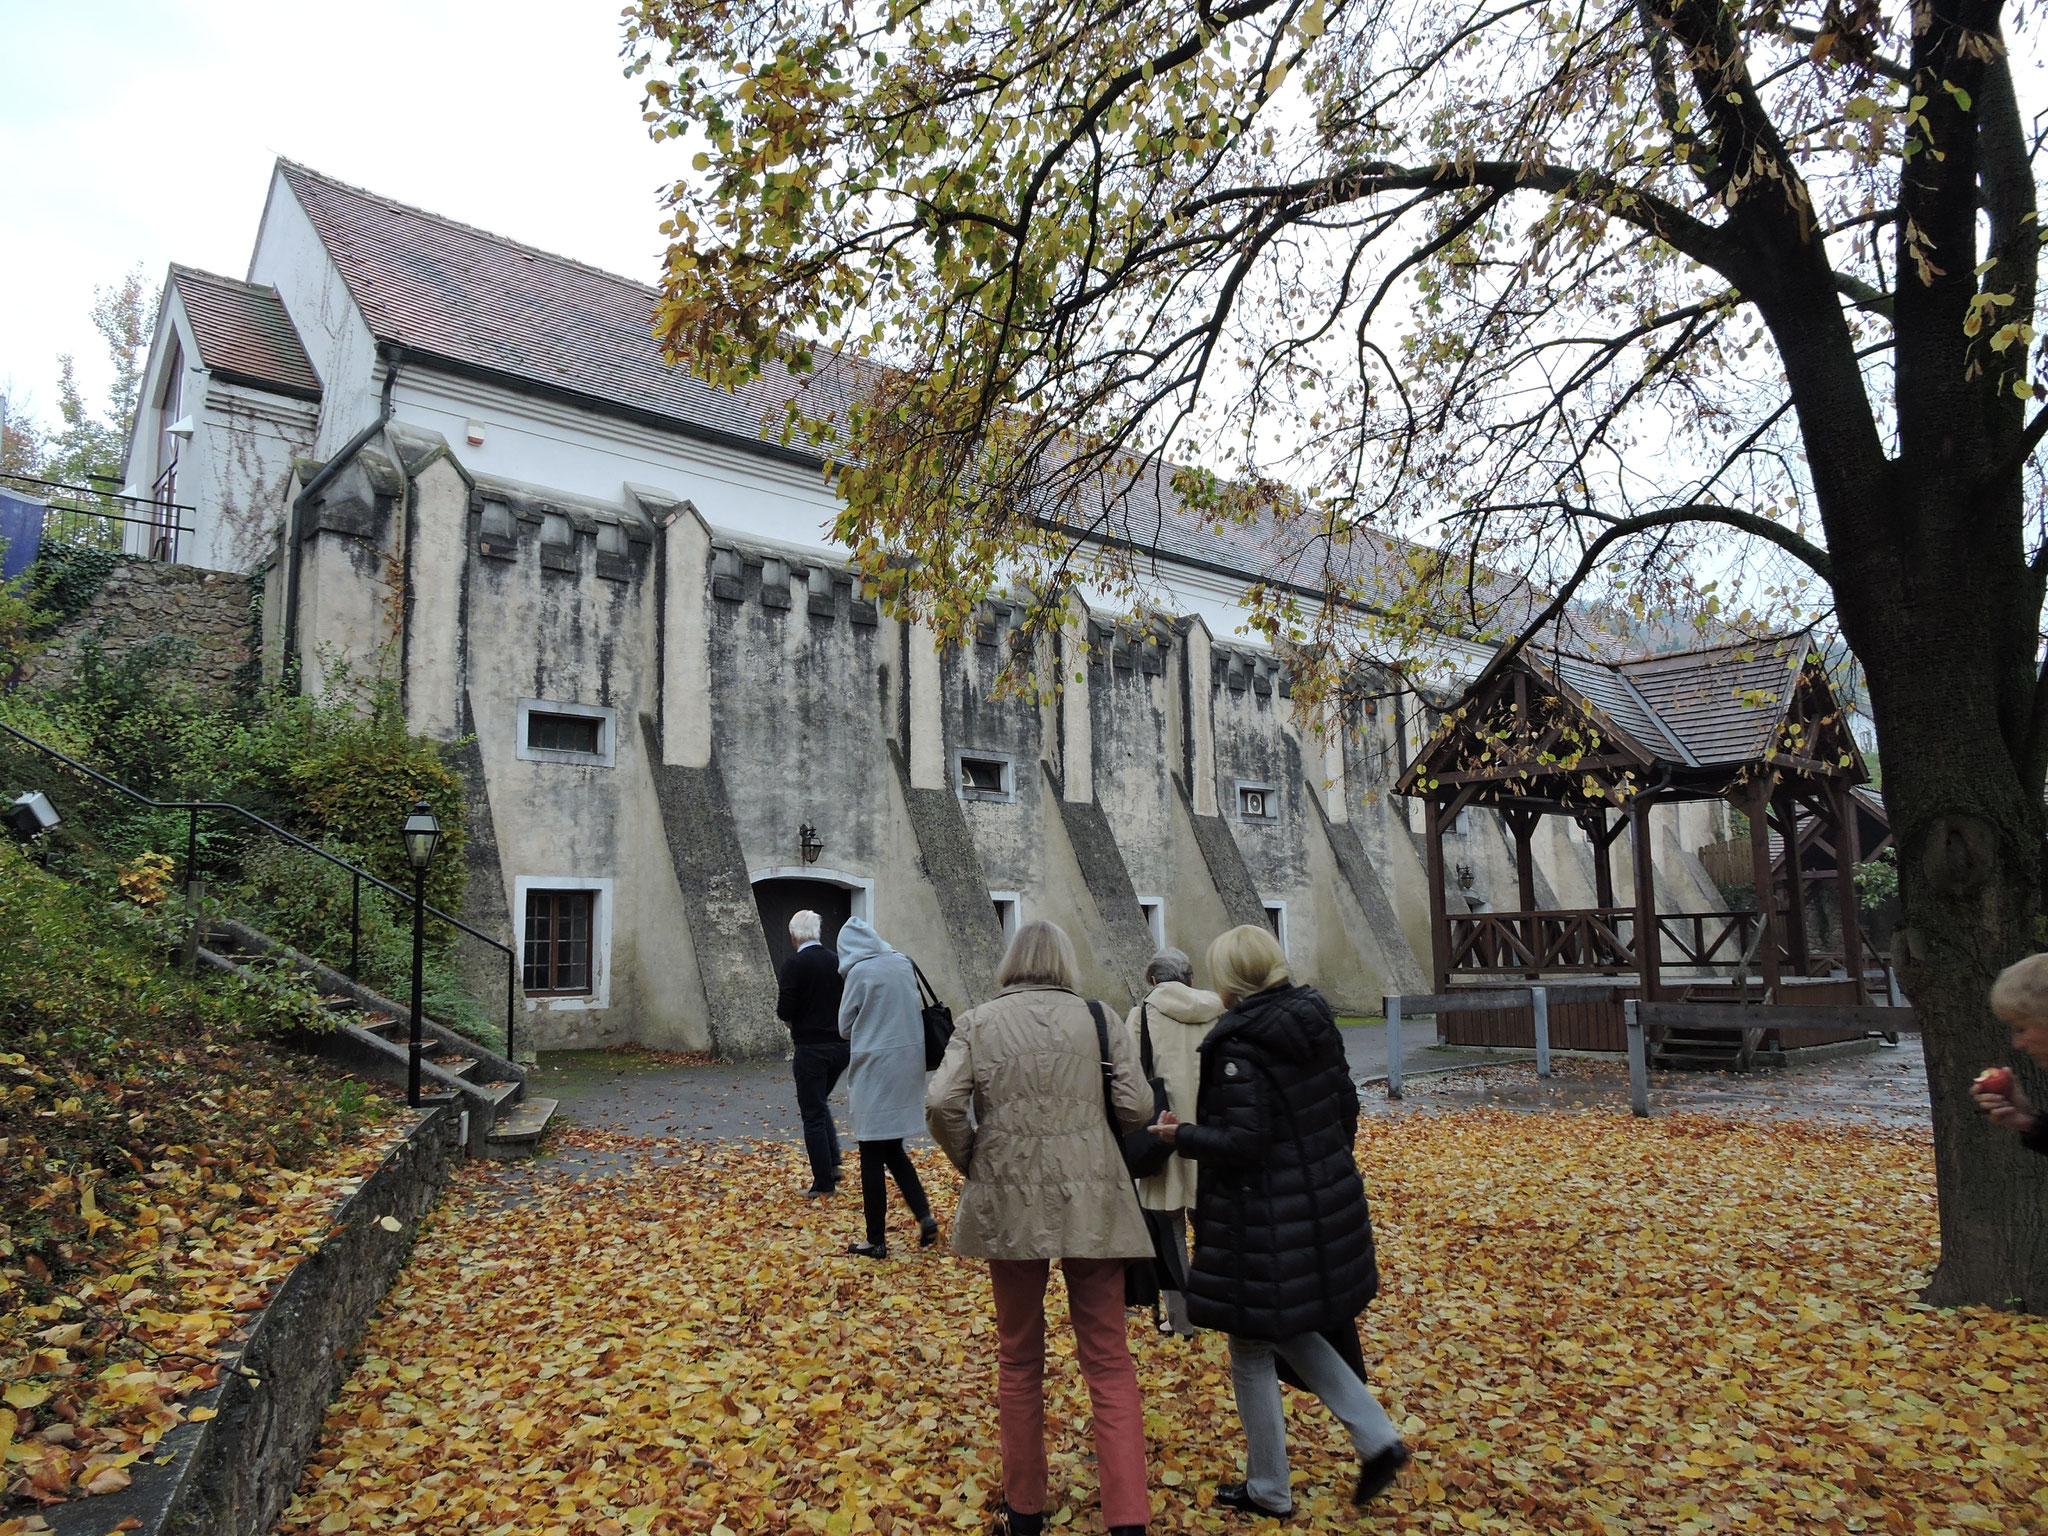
[1447, 909, 1636, 973]
[1447, 908, 1783, 976]
[1656, 911, 1760, 966]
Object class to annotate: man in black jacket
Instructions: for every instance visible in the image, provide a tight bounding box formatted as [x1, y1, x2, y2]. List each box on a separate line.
[778, 910, 849, 1196]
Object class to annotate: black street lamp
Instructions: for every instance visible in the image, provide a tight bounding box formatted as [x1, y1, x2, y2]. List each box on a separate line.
[401, 800, 443, 1107]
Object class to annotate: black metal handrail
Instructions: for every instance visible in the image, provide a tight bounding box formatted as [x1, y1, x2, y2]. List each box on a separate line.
[1, 472, 196, 562]
[0, 718, 520, 1059]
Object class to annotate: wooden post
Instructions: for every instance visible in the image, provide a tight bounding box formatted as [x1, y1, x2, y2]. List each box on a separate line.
[1831, 782, 1863, 993]
[1773, 789, 1810, 976]
[1504, 806, 1540, 978]
[1424, 800, 1451, 993]
[1385, 995, 1403, 1100]
[1748, 777, 1782, 993]
[1584, 809, 1617, 911]
[1624, 998, 1650, 1117]
[1630, 795, 1661, 999]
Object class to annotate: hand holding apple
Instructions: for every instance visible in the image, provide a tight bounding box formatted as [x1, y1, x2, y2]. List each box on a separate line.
[1973, 1066, 2039, 1134]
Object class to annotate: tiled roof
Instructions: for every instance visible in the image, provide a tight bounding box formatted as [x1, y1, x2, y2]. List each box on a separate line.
[1553, 655, 1692, 762]
[169, 266, 321, 401]
[1616, 640, 1806, 766]
[275, 161, 1558, 606]
[277, 161, 864, 462]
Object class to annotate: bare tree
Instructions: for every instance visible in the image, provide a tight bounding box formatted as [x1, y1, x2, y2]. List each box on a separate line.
[627, 0, 2048, 1304]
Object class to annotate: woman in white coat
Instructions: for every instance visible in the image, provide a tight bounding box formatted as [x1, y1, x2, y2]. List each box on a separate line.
[1123, 947, 1223, 1335]
[837, 919, 938, 1257]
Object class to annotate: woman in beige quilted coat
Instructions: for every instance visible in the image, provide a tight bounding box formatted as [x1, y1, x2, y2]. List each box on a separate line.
[1123, 947, 1223, 1335]
[926, 920, 1153, 1536]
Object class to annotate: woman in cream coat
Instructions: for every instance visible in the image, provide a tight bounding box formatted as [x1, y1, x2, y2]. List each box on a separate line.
[926, 920, 1153, 1536]
[1123, 947, 1223, 1335]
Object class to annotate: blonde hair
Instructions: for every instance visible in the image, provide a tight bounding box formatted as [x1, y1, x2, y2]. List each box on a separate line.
[998, 919, 1081, 991]
[1208, 924, 1290, 1005]
[1990, 953, 2048, 1025]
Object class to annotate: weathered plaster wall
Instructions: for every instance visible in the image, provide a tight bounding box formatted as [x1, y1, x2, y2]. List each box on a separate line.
[186, 377, 320, 573]
[28, 557, 255, 699]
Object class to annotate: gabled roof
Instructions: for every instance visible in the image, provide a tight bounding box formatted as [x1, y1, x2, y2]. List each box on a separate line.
[276, 160, 862, 465]
[169, 266, 321, 401]
[269, 162, 1559, 612]
[1615, 640, 1808, 767]
[1398, 632, 1863, 806]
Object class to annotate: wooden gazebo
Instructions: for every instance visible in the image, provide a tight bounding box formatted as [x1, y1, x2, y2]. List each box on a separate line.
[1394, 634, 1875, 1050]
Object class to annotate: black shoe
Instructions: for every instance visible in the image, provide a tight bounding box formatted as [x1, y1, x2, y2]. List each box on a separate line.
[847, 1240, 888, 1259]
[919, 1217, 941, 1247]
[1215, 1482, 1290, 1518]
[991, 1505, 1043, 1536]
[803, 1184, 836, 1198]
[1353, 1442, 1411, 1506]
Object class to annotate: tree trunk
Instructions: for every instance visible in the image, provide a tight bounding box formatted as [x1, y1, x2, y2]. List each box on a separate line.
[1855, 619, 2048, 1311]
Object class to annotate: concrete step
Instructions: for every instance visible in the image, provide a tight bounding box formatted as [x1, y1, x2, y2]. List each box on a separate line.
[429, 1054, 479, 1081]
[483, 1096, 558, 1160]
[476, 1079, 522, 1108]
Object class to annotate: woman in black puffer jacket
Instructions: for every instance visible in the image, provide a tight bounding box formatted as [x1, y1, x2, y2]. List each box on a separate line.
[1149, 924, 1409, 1516]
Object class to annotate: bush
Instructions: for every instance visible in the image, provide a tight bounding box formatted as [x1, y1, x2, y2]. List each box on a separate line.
[0, 654, 491, 1050]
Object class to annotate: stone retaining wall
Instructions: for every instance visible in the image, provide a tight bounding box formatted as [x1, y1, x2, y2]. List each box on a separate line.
[44, 1103, 460, 1536]
[28, 559, 257, 699]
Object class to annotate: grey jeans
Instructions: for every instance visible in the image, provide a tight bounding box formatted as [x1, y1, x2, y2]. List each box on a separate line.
[1228, 1331, 1402, 1512]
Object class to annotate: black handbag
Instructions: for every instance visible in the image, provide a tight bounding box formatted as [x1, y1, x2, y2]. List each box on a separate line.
[1119, 1004, 1175, 1178]
[1088, 1000, 1181, 1326]
[911, 959, 954, 1070]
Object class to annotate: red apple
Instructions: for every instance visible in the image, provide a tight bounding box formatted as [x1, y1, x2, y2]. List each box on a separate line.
[1976, 1066, 2017, 1097]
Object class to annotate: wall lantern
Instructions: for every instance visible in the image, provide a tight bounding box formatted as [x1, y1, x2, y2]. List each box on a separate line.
[798, 823, 824, 866]
[1454, 863, 1475, 892]
[3, 791, 60, 842]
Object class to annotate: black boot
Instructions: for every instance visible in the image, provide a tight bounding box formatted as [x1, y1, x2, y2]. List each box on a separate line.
[1354, 1442, 1411, 1505]
[992, 1505, 1043, 1536]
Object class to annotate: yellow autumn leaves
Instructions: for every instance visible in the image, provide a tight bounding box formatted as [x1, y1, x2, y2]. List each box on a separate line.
[275, 1107, 2044, 1535]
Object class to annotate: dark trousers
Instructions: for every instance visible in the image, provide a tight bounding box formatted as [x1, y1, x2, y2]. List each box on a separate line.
[792, 1041, 849, 1189]
[859, 1138, 931, 1246]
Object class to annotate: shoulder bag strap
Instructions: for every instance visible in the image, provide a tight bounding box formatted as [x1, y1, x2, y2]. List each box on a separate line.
[1138, 1002, 1157, 1078]
[908, 958, 940, 1009]
[1086, 999, 1118, 1131]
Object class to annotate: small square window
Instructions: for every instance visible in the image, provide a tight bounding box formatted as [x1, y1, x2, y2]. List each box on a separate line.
[524, 889, 594, 995]
[480, 500, 515, 538]
[528, 711, 601, 756]
[1137, 898, 1165, 950]
[516, 698, 617, 767]
[1263, 901, 1288, 955]
[990, 892, 1020, 943]
[596, 521, 627, 556]
[957, 751, 1015, 801]
[1237, 781, 1278, 823]
[541, 512, 572, 547]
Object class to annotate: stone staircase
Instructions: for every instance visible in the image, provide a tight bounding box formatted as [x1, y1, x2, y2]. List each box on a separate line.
[196, 914, 557, 1158]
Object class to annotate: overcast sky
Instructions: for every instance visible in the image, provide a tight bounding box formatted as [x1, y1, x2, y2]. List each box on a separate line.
[0, 1, 676, 430]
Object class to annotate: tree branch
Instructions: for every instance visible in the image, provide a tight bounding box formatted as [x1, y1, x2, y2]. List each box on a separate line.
[1466, 504, 1836, 694]
[1834, 271, 1894, 318]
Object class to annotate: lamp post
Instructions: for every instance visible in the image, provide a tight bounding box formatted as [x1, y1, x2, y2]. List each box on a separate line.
[401, 800, 443, 1107]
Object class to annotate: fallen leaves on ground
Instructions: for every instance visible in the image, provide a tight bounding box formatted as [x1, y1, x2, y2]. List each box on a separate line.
[276, 1111, 2046, 1536]
[0, 842, 403, 1510]
[0, 1123, 410, 1510]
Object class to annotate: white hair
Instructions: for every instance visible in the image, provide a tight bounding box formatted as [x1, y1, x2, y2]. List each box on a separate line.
[788, 909, 823, 945]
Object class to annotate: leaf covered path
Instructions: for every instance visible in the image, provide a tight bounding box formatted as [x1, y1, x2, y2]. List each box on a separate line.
[280, 1111, 2046, 1536]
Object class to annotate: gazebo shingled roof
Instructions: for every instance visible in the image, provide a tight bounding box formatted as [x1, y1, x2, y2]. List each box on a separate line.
[1393, 632, 1872, 1005]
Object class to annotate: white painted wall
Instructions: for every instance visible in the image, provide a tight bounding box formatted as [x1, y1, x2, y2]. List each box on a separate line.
[246, 169, 380, 456]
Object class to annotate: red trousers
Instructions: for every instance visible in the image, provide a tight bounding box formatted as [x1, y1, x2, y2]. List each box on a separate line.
[988, 1257, 1149, 1529]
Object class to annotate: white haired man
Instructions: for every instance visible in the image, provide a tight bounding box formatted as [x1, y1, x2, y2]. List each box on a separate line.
[776, 909, 848, 1196]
